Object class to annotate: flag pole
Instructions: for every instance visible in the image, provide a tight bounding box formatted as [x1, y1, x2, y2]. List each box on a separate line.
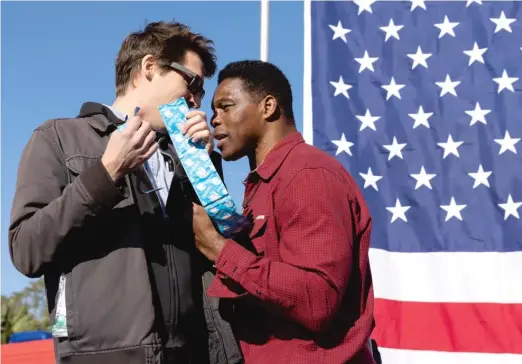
[303, 0, 313, 145]
[260, 0, 269, 61]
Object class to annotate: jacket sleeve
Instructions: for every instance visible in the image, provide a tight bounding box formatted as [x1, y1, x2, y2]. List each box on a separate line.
[9, 127, 126, 278]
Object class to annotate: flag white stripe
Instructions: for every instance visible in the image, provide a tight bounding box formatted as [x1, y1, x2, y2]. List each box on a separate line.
[379, 348, 522, 364]
[370, 248, 522, 303]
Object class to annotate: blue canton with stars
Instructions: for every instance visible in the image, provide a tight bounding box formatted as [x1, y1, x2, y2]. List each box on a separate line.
[311, 0, 522, 253]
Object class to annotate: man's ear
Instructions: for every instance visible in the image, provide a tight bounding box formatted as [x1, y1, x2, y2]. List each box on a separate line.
[140, 54, 157, 82]
[261, 95, 280, 122]
[131, 55, 157, 89]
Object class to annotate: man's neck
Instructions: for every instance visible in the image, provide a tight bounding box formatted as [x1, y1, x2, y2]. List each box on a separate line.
[111, 94, 142, 120]
[248, 122, 297, 171]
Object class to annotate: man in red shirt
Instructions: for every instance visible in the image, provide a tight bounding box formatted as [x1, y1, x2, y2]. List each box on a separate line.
[191, 60, 375, 364]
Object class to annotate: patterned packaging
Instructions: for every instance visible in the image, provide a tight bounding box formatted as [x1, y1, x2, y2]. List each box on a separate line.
[158, 98, 250, 237]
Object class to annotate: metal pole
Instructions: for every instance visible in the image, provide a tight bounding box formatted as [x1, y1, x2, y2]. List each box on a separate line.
[303, 0, 313, 145]
[260, 0, 269, 61]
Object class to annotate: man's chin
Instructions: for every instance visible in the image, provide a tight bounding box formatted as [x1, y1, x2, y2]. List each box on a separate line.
[137, 105, 167, 131]
[220, 149, 244, 162]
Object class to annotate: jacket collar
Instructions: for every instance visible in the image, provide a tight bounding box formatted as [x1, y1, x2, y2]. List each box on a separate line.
[250, 131, 304, 181]
[78, 102, 126, 133]
[78, 102, 171, 147]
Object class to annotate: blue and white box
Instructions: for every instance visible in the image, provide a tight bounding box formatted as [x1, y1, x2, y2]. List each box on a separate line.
[158, 98, 250, 237]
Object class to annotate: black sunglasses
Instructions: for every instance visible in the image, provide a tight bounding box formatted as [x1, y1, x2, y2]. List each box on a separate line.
[161, 61, 205, 99]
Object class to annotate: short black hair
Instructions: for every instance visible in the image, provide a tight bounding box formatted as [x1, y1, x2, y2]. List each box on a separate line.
[217, 60, 294, 121]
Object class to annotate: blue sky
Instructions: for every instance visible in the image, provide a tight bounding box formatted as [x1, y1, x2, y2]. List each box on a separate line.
[1, 1, 304, 295]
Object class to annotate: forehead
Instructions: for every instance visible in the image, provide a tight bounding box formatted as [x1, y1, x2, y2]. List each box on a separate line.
[182, 51, 205, 79]
[214, 78, 252, 101]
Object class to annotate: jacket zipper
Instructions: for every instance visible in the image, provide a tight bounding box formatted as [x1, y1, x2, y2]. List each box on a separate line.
[159, 147, 180, 345]
[142, 162, 167, 218]
[166, 244, 177, 345]
[160, 143, 232, 362]
[201, 276, 229, 364]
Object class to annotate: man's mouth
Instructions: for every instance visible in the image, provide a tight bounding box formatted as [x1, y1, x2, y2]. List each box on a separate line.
[213, 132, 228, 148]
[214, 133, 228, 141]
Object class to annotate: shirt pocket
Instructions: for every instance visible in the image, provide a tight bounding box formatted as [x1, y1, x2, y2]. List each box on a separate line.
[248, 214, 269, 255]
[65, 154, 134, 209]
[65, 154, 100, 176]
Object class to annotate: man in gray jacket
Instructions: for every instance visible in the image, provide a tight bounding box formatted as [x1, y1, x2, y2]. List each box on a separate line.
[9, 21, 242, 364]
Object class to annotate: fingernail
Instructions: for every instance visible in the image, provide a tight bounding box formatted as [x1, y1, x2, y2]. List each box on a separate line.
[134, 107, 141, 116]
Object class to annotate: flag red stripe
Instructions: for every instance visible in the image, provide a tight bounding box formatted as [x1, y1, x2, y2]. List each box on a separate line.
[372, 298, 522, 354]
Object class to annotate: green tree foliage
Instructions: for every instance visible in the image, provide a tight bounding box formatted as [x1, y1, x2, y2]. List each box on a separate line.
[1, 278, 51, 344]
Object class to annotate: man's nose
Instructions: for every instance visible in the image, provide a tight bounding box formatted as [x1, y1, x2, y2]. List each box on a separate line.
[210, 114, 220, 128]
[186, 94, 201, 109]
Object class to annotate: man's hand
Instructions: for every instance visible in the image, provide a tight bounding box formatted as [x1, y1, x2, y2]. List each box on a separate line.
[192, 203, 226, 262]
[183, 110, 214, 154]
[101, 115, 159, 182]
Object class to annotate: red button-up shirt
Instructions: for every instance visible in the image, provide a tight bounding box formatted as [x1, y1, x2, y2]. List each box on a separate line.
[208, 132, 375, 364]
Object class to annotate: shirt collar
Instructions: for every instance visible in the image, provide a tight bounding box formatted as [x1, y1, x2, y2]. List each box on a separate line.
[249, 131, 304, 182]
[103, 104, 128, 122]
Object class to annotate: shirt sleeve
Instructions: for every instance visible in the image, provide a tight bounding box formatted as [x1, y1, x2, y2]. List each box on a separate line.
[207, 167, 356, 333]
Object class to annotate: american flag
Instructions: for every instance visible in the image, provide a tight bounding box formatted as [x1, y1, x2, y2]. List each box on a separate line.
[303, 1, 522, 363]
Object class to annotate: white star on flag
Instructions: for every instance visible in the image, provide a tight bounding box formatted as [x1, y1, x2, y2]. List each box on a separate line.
[357, 109, 381, 131]
[355, 50, 379, 73]
[436, 74, 461, 97]
[354, 0, 376, 15]
[434, 15, 459, 38]
[408, 106, 433, 129]
[437, 135, 464, 159]
[490, 11, 516, 33]
[494, 131, 520, 155]
[330, 76, 352, 98]
[359, 167, 383, 191]
[409, 0, 426, 11]
[407, 46, 432, 69]
[386, 198, 411, 223]
[383, 137, 407, 160]
[466, 0, 482, 7]
[465, 102, 491, 126]
[329, 20, 351, 43]
[498, 195, 522, 220]
[410, 166, 436, 190]
[380, 18, 404, 42]
[492, 70, 519, 93]
[468, 164, 492, 188]
[463, 42, 487, 66]
[381, 77, 405, 100]
[331, 133, 354, 156]
[440, 197, 467, 222]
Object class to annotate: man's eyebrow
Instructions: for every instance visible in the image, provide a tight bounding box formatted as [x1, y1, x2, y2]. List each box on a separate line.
[213, 97, 235, 105]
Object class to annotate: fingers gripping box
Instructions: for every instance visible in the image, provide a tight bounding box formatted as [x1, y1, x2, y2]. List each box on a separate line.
[158, 98, 250, 237]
